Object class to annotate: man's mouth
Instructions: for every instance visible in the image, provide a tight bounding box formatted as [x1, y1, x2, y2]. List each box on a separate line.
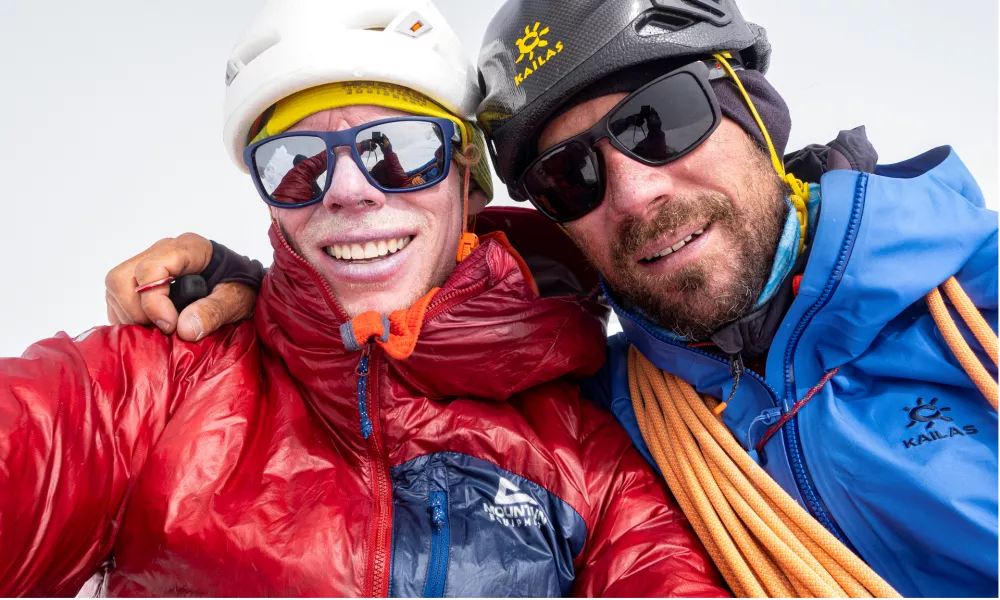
[639, 227, 707, 264]
[323, 235, 414, 264]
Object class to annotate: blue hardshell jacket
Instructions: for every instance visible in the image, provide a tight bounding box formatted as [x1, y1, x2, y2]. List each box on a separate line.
[586, 146, 999, 598]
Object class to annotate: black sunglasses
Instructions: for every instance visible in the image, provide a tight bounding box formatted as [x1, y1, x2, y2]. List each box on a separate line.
[516, 59, 734, 223]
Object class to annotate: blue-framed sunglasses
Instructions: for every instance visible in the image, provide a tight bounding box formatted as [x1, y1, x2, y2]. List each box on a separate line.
[244, 116, 459, 208]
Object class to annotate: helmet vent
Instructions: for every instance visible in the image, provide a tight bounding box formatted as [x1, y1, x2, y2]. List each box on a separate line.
[650, 0, 732, 26]
[636, 10, 696, 34]
[364, 27, 387, 32]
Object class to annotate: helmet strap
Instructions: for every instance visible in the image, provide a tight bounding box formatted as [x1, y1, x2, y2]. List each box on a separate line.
[453, 144, 482, 262]
[714, 53, 809, 255]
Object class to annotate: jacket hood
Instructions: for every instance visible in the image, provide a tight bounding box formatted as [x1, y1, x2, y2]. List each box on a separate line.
[255, 206, 608, 403]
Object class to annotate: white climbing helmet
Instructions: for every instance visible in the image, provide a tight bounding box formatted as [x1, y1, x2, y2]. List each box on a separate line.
[222, 0, 480, 172]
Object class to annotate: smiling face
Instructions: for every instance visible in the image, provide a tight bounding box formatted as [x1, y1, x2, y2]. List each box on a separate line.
[539, 92, 789, 339]
[268, 105, 468, 318]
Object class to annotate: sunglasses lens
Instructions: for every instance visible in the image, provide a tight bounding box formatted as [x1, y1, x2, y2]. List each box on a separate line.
[609, 71, 716, 163]
[356, 120, 449, 191]
[522, 140, 602, 222]
[253, 135, 328, 205]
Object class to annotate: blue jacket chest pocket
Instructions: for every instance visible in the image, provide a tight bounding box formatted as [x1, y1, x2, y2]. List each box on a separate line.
[388, 452, 588, 598]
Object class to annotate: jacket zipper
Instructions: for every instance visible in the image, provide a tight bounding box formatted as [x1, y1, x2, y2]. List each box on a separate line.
[615, 290, 849, 541]
[605, 177, 862, 543]
[423, 491, 450, 598]
[272, 224, 350, 321]
[610, 296, 783, 411]
[425, 280, 487, 321]
[356, 346, 374, 439]
[274, 226, 396, 592]
[778, 172, 868, 547]
[357, 347, 394, 597]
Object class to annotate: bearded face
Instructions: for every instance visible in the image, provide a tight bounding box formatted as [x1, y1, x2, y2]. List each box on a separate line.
[538, 96, 788, 340]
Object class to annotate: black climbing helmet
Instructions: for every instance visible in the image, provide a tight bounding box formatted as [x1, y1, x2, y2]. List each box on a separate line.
[477, 0, 771, 199]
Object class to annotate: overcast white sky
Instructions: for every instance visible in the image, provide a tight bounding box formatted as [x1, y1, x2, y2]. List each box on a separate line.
[0, 0, 997, 357]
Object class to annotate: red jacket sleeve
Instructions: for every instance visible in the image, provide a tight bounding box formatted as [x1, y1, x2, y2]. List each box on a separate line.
[0, 326, 224, 596]
[572, 414, 729, 598]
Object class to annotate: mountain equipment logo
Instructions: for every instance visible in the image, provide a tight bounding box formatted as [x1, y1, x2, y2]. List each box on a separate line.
[513, 22, 564, 87]
[482, 476, 550, 528]
[902, 397, 978, 449]
[495, 476, 538, 505]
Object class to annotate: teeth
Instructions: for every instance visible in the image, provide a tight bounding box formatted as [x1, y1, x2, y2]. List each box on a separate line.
[324, 236, 413, 262]
[642, 228, 707, 262]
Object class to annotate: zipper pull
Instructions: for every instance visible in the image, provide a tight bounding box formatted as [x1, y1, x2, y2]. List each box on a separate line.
[714, 353, 745, 415]
[747, 407, 782, 465]
[424, 490, 451, 598]
[355, 344, 373, 440]
[429, 492, 447, 530]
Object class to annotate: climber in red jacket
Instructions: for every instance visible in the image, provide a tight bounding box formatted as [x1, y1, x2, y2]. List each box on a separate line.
[0, 1, 724, 596]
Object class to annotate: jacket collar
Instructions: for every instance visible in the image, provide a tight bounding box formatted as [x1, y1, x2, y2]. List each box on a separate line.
[254, 207, 608, 403]
[613, 142, 993, 382]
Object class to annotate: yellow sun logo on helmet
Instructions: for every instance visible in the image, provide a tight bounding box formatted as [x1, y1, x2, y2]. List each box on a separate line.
[515, 22, 549, 63]
[512, 22, 565, 86]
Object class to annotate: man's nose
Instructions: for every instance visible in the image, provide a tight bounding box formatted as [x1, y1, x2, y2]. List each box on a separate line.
[321, 147, 387, 213]
[598, 140, 675, 221]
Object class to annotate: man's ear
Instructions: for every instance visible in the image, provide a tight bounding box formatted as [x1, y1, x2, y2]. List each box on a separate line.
[468, 188, 489, 217]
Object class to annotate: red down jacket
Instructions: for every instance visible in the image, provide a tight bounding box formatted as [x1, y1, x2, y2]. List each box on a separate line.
[0, 208, 725, 597]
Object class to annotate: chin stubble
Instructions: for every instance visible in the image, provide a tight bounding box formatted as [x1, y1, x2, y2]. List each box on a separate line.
[598, 161, 788, 340]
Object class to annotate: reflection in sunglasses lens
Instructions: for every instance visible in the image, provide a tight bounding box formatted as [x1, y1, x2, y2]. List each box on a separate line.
[255, 135, 328, 205]
[610, 73, 714, 163]
[355, 121, 447, 190]
[526, 141, 602, 221]
[521, 69, 717, 221]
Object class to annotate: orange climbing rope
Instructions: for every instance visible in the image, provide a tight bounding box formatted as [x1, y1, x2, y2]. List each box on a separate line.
[628, 348, 900, 598]
[626, 277, 998, 598]
[927, 277, 999, 408]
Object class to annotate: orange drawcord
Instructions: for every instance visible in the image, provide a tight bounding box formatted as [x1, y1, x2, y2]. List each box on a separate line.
[344, 288, 440, 361]
[454, 144, 481, 262]
[927, 276, 999, 408]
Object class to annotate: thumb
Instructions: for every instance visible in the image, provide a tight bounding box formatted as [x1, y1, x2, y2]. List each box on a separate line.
[176, 282, 257, 342]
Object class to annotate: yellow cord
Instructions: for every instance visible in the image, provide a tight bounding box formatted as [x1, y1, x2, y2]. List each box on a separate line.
[713, 53, 809, 255]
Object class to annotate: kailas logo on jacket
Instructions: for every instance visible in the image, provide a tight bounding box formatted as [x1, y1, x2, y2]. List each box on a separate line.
[483, 476, 550, 527]
[902, 397, 979, 449]
[904, 397, 953, 430]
